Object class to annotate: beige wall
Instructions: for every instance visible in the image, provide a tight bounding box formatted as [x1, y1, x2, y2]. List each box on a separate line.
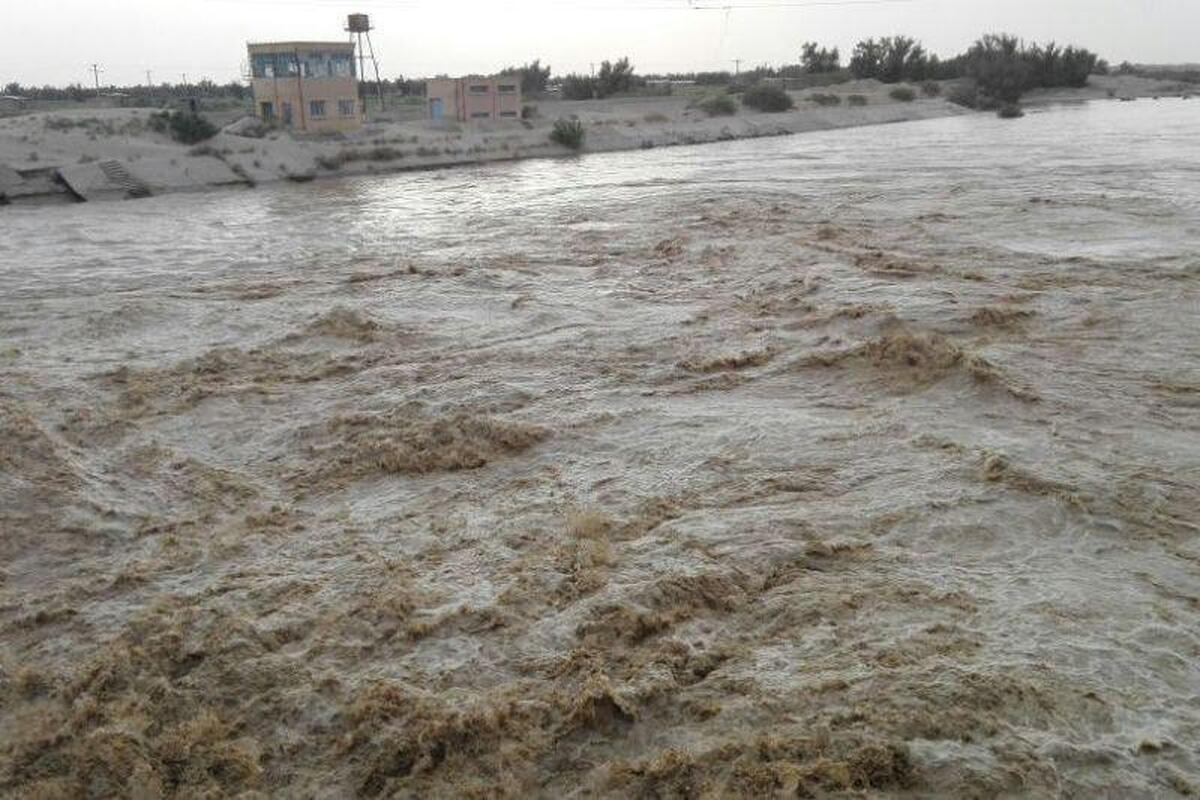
[426, 75, 522, 122]
[248, 42, 363, 134]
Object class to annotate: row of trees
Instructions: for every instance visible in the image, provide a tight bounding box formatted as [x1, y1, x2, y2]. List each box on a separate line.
[847, 36, 958, 82]
[559, 58, 640, 100]
[3, 79, 249, 102]
[807, 34, 1103, 93]
[963, 35, 1100, 103]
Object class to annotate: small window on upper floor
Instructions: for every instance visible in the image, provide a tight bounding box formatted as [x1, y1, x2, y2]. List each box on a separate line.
[499, 111, 518, 117]
[498, 84, 518, 94]
[470, 111, 491, 118]
[309, 100, 327, 118]
[338, 99, 357, 117]
[469, 84, 490, 94]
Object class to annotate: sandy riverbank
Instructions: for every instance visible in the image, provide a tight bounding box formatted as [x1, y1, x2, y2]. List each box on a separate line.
[0, 75, 1188, 205]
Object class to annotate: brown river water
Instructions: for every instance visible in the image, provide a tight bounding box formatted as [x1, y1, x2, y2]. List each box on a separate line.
[1, 99, 1199, 797]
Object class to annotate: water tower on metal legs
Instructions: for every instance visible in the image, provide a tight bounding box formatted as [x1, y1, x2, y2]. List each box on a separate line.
[346, 13, 385, 111]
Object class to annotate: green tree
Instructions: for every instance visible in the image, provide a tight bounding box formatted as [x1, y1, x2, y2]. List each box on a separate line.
[964, 34, 1031, 104]
[595, 57, 636, 98]
[849, 39, 885, 79]
[560, 74, 596, 100]
[502, 59, 552, 94]
[801, 42, 841, 73]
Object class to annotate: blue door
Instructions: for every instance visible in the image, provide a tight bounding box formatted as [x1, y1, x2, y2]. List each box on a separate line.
[430, 98, 444, 121]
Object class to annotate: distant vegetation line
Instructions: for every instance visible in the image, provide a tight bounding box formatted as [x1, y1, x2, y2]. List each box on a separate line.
[4, 35, 1193, 112]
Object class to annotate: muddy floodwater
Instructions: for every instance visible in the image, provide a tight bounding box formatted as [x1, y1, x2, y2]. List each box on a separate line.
[2, 99, 1199, 797]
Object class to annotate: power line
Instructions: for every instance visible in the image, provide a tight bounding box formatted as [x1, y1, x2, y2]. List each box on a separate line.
[192, 0, 918, 8]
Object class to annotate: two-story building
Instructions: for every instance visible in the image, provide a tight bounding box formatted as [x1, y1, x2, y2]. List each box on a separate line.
[248, 42, 363, 134]
[425, 75, 522, 122]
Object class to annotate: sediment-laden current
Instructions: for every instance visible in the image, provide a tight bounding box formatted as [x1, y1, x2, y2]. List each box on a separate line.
[2, 99, 1199, 797]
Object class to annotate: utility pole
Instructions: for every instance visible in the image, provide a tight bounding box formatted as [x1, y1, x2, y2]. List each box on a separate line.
[145, 70, 152, 87]
[732, 59, 742, 76]
[89, 63, 103, 91]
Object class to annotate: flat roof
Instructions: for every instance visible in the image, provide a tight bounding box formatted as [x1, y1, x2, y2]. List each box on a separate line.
[427, 74, 521, 81]
[248, 41, 355, 50]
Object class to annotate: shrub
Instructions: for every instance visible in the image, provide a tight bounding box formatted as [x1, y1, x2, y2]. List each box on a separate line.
[741, 83, 794, 112]
[521, 104, 538, 120]
[808, 93, 842, 106]
[889, 87, 916, 102]
[847, 94, 868, 106]
[921, 80, 942, 96]
[550, 118, 586, 150]
[693, 93, 737, 116]
[643, 112, 669, 123]
[314, 146, 405, 170]
[149, 110, 218, 144]
[997, 103, 1025, 119]
[948, 85, 1003, 111]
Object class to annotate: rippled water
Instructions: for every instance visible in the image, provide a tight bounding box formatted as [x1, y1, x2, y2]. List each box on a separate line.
[2, 99, 1199, 797]
[3, 98, 1196, 294]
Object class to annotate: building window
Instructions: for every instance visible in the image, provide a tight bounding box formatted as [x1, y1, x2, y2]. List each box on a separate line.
[338, 99, 357, 117]
[302, 56, 329, 78]
[332, 55, 354, 78]
[499, 110, 518, 117]
[468, 84, 490, 94]
[470, 111, 491, 119]
[309, 100, 327, 118]
[259, 101, 275, 120]
[498, 84, 518, 94]
[251, 54, 276, 79]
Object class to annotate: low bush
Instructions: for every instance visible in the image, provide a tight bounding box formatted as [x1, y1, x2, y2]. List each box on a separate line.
[149, 110, 218, 144]
[997, 103, 1025, 119]
[550, 118, 586, 150]
[521, 105, 538, 120]
[643, 112, 670, 123]
[693, 93, 737, 116]
[314, 146, 405, 170]
[741, 83, 794, 112]
[847, 94, 868, 106]
[921, 80, 942, 97]
[948, 84, 1003, 111]
[808, 93, 842, 106]
[889, 87, 917, 102]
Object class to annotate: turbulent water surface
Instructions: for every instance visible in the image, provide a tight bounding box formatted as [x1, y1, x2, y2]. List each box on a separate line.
[2, 100, 1199, 797]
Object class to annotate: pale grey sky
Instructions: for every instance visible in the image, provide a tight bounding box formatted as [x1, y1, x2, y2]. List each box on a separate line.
[1, 0, 1195, 87]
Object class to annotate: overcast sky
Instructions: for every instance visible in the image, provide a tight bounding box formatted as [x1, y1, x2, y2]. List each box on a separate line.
[1, 0, 1195, 87]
